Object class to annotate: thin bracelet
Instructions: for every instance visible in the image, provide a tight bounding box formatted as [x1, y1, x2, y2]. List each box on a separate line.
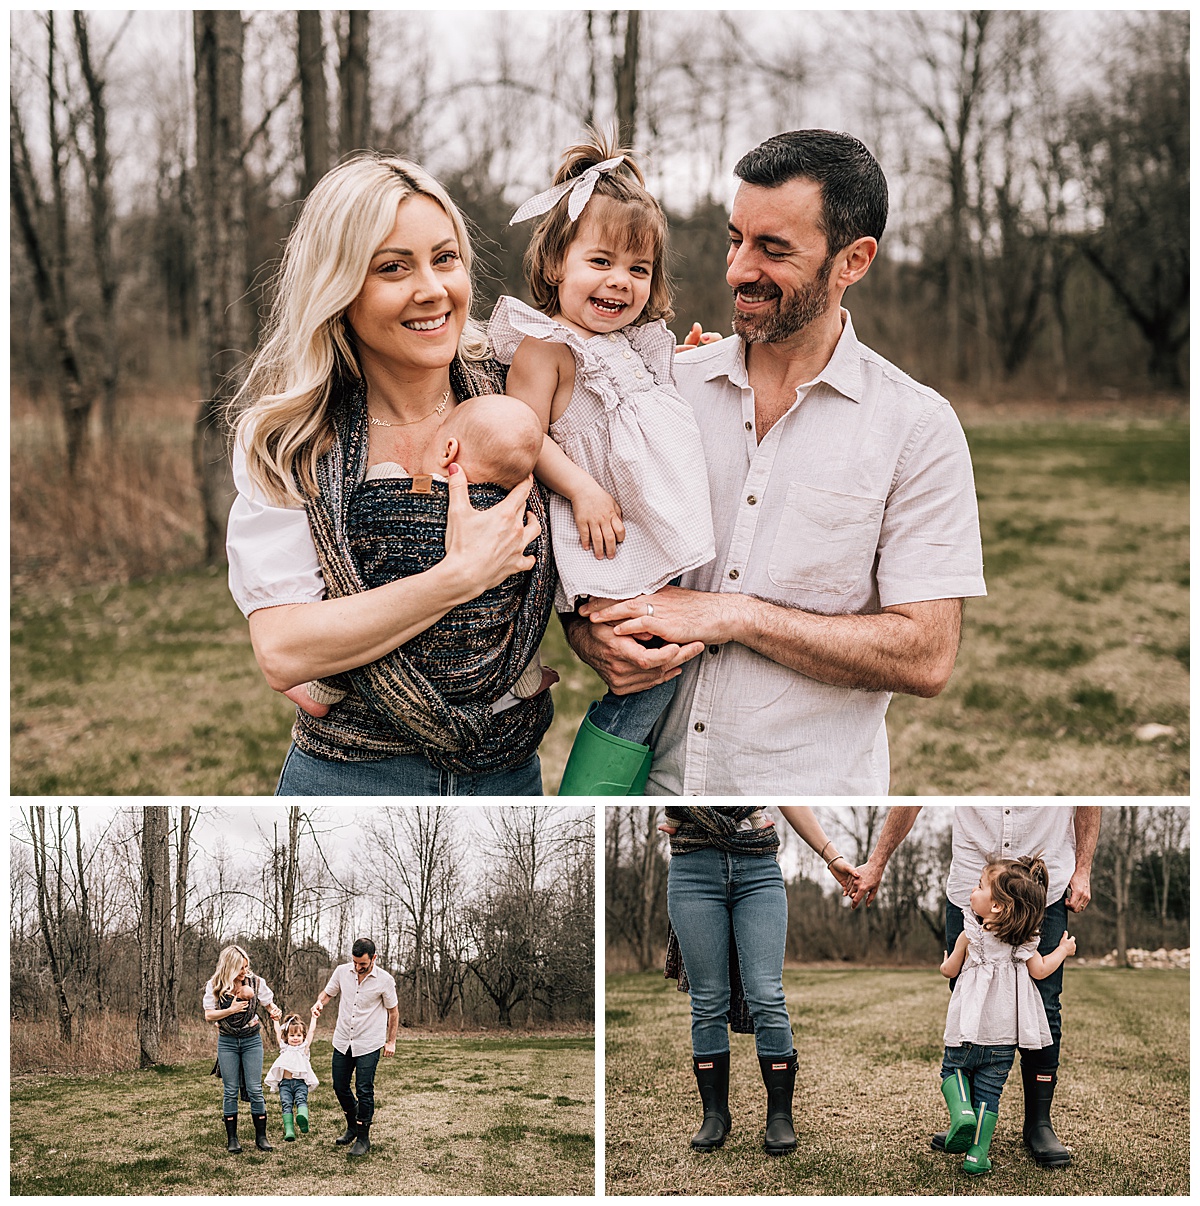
[825, 852, 842, 866]
[818, 839, 834, 861]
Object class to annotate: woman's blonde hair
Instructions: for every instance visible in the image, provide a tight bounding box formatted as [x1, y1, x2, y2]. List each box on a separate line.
[983, 855, 1049, 947]
[232, 154, 490, 505]
[211, 944, 251, 1002]
[523, 128, 673, 326]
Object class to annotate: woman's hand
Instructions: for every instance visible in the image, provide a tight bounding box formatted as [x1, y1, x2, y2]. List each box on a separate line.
[267, 1003, 282, 1021]
[827, 855, 858, 893]
[226, 998, 250, 1018]
[443, 464, 540, 592]
[570, 482, 625, 559]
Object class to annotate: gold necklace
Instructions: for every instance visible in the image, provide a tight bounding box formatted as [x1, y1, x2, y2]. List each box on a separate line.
[368, 389, 451, 428]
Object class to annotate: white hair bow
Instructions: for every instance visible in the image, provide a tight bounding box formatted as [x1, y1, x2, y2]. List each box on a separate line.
[508, 155, 627, 226]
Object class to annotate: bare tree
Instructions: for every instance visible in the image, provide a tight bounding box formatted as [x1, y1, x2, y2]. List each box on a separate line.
[337, 11, 371, 155]
[298, 11, 329, 195]
[1108, 806, 1141, 968]
[612, 10, 640, 148]
[138, 807, 170, 1067]
[26, 807, 75, 1041]
[192, 10, 252, 565]
[162, 805, 193, 1036]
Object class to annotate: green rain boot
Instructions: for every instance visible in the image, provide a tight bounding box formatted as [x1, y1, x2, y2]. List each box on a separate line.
[557, 702, 653, 795]
[940, 1070, 977, 1154]
[296, 1103, 310, 1134]
[282, 1112, 296, 1142]
[962, 1108, 999, 1175]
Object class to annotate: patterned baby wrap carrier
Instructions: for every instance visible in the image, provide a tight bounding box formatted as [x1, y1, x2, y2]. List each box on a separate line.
[215, 972, 263, 1037]
[292, 357, 556, 773]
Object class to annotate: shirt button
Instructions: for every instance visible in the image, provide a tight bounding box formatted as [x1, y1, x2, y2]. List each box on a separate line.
[622, 349, 631, 359]
[708, 645, 719, 655]
[745, 421, 753, 431]
[728, 569, 740, 580]
[635, 370, 644, 379]
[694, 722, 706, 733]
[747, 495, 757, 505]
[608, 333, 618, 342]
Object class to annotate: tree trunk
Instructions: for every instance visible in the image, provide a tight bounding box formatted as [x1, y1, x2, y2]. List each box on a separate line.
[278, 807, 301, 1004]
[338, 11, 371, 156]
[613, 10, 640, 149]
[139, 808, 171, 1068]
[298, 11, 330, 196]
[163, 806, 192, 1037]
[29, 808, 74, 1042]
[1112, 806, 1139, 968]
[193, 11, 251, 566]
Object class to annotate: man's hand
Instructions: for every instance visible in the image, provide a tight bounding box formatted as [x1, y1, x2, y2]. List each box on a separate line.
[1065, 868, 1091, 913]
[581, 585, 741, 649]
[561, 610, 702, 695]
[311, 1000, 324, 1016]
[848, 860, 884, 909]
[383, 1040, 396, 1058]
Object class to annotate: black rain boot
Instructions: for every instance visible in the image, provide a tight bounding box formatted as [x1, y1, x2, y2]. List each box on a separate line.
[348, 1121, 371, 1157]
[690, 1052, 732, 1151]
[1022, 1065, 1071, 1167]
[759, 1049, 798, 1156]
[224, 1114, 242, 1154]
[252, 1112, 274, 1151]
[335, 1112, 358, 1145]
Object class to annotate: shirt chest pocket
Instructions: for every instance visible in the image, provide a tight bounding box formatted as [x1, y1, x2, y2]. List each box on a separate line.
[767, 482, 885, 594]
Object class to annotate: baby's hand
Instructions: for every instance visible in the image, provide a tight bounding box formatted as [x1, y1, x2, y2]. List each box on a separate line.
[571, 483, 625, 560]
[1059, 931, 1077, 956]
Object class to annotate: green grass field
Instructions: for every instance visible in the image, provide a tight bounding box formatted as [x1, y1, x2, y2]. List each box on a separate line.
[10, 417, 1187, 794]
[605, 967, 1187, 1196]
[10, 1034, 594, 1196]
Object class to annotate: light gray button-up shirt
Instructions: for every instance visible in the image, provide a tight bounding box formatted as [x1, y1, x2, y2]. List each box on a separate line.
[647, 312, 986, 796]
[946, 806, 1078, 909]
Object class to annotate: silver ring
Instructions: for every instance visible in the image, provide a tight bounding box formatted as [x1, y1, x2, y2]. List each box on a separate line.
[646, 603, 655, 618]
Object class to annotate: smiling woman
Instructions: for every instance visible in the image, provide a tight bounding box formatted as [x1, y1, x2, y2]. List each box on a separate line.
[224, 156, 557, 796]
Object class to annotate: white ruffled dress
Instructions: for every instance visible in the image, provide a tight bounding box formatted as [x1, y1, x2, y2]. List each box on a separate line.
[944, 908, 1052, 1050]
[265, 1043, 319, 1091]
[488, 296, 716, 611]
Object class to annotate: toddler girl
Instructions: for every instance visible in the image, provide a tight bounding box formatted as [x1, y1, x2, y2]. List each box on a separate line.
[939, 855, 1076, 1174]
[491, 130, 716, 794]
[266, 1009, 320, 1141]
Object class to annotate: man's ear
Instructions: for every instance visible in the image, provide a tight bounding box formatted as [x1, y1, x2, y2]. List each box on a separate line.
[836, 236, 878, 289]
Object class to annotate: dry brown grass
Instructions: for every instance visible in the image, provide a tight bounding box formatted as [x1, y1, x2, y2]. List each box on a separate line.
[11, 391, 205, 592]
[11, 1015, 223, 1075]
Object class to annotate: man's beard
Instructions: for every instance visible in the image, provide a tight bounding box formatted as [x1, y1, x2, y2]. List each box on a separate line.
[732, 256, 835, 344]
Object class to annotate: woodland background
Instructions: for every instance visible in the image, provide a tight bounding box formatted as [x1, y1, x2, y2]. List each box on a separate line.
[10, 10, 1189, 795]
[11, 805, 595, 1073]
[605, 804, 1190, 970]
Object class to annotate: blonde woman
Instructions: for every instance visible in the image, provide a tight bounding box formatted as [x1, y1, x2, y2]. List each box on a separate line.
[203, 945, 282, 1152]
[226, 155, 555, 795]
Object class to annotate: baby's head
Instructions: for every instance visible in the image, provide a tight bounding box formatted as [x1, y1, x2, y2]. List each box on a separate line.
[235, 981, 255, 1001]
[435, 394, 542, 490]
[523, 128, 673, 328]
[281, 1014, 308, 1046]
[979, 855, 1048, 947]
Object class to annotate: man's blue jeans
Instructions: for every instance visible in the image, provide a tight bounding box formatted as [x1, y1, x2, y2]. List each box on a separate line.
[217, 1031, 264, 1115]
[945, 893, 1067, 1071]
[278, 1078, 309, 1114]
[667, 846, 793, 1058]
[941, 1042, 1016, 1114]
[331, 1045, 381, 1124]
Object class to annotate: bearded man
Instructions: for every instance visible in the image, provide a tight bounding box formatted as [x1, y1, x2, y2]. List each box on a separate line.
[564, 130, 986, 794]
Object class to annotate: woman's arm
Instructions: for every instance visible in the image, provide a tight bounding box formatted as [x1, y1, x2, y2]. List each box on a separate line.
[249, 466, 541, 690]
[775, 806, 856, 889]
[204, 998, 250, 1024]
[940, 931, 970, 979]
[1027, 931, 1076, 980]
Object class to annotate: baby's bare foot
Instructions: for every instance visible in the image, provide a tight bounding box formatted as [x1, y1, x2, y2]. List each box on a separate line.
[282, 685, 330, 718]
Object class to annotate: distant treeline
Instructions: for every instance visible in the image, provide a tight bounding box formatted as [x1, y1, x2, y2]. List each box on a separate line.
[606, 806, 1189, 972]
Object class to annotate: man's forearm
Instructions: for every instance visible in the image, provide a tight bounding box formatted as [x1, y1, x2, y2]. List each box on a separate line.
[727, 595, 963, 698]
[867, 807, 923, 871]
[386, 1008, 398, 1043]
[1073, 806, 1101, 871]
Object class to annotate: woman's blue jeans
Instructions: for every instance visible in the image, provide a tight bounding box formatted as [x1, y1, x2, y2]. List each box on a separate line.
[667, 847, 793, 1058]
[278, 1078, 309, 1114]
[217, 1031, 265, 1115]
[945, 893, 1067, 1070]
[277, 744, 543, 796]
[941, 1042, 1016, 1114]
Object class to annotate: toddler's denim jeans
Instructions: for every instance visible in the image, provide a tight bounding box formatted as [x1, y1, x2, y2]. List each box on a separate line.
[667, 846, 792, 1058]
[278, 1077, 309, 1114]
[941, 1041, 1017, 1114]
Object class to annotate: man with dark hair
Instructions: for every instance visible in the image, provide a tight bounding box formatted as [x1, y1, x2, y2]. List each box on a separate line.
[564, 129, 985, 794]
[313, 938, 399, 1157]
